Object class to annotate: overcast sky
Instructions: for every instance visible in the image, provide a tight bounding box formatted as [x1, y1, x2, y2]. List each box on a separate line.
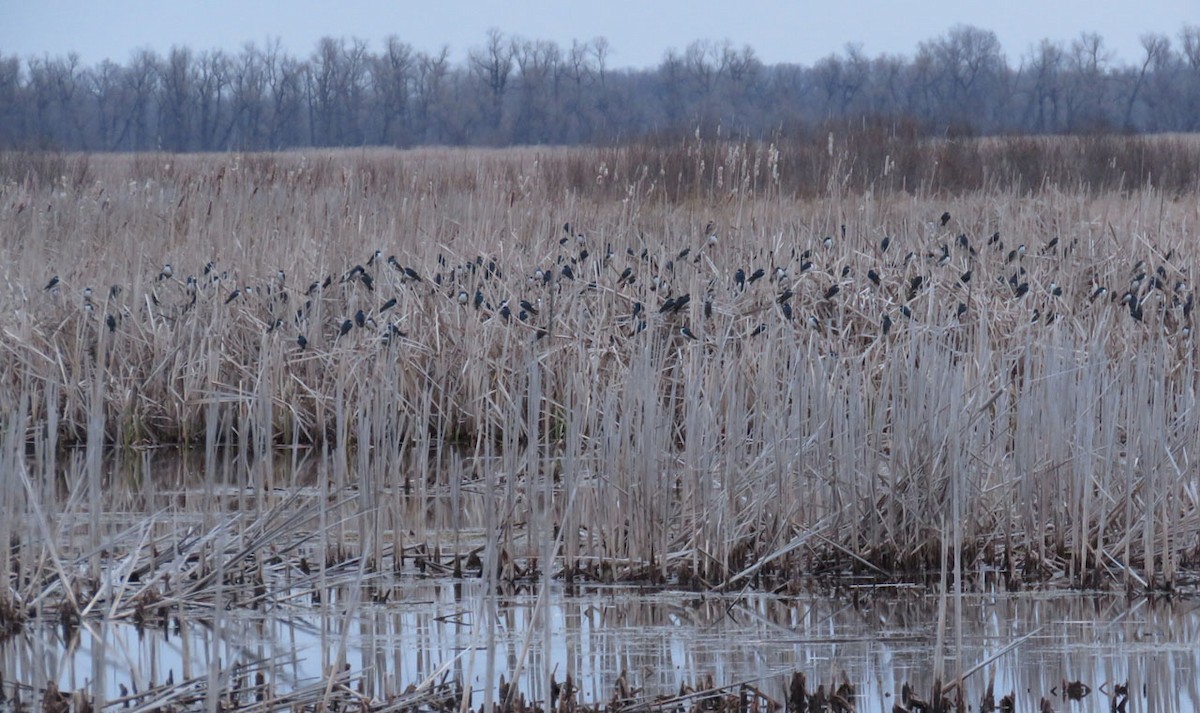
[2, 0, 1196, 69]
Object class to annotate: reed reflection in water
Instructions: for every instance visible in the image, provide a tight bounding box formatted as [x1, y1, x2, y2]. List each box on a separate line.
[4, 580, 1198, 711]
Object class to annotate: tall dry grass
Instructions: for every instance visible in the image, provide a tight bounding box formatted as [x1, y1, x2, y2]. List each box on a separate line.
[1, 137, 1199, 604]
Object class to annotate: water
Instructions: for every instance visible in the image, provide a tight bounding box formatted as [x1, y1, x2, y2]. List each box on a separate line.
[2, 450, 1197, 711]
[4, 579, 1197, 711]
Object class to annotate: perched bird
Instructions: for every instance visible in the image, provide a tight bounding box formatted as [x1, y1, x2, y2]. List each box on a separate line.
[224, 289, 240, 304]
[519, 299, 539, 316]
[105, 314, 117, 332]
[457, 290, 469, 305]
[880, 236, 891, 252]
[297, 334, 308, 350]
[680, 326, 698, 340]
[867, 269, 881, 286]
[940, 211, 951, 226]
[44, 275, 60, 291]
[823, 285, 840, 300]
[158, 263, 173, 281]
[354, 309, 366, 328]
[882, 314, 893, 335]
[380, 297, 397, 312]
[338, 319, 353, 338]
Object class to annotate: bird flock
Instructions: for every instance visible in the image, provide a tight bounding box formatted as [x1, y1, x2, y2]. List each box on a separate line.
[39, 211, 1194, 362]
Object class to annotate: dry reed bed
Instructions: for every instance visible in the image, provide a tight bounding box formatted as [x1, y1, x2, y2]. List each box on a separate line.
[1, 145, 1199, 596]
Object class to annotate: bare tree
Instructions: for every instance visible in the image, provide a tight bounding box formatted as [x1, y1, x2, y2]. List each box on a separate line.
[468, 29, 515, 141]
[160, 47, 193, 150]
[1023, 40, 1065, 131]
[371, 36, 415, 146]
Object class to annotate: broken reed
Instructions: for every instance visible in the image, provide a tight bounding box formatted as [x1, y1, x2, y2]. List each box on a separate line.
[1, 139, 1199, 589]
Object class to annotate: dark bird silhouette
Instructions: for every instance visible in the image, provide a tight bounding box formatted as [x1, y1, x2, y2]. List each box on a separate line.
[105, 314, 117, 332]
[519, 299, 538, 315]
[354, 309, 366, 328]
[338, 319, 353, 338]
[750, 323, 766, 336]
[297, 334, 308, 350]
[882, 314, 893, 335]
[1013, 282, 1030, 299]
[734, 268, 746, 289]
[960, 269, 972, 284]
[823, 285, 840, 300]
[403, 266, 422, 282]
[44, 275, 60, 290]
[940, 211, 951, 226]
[907, 276, 924, 301]
[748, 268, 765, 283]
[680, 326, 698, 340]
[224, 289, 240, 304]
[867, 269, 881, 286]
[880, 236, 891, 252]
[380, 297, 397, 312]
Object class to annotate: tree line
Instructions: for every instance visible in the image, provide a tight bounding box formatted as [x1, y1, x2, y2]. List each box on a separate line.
[2, 24, 1199, 152]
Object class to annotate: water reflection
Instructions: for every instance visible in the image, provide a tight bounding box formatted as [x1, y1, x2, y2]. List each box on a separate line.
[3, 582, 1197, 711]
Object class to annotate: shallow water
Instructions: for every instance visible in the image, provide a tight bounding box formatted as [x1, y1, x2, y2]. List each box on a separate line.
[4, 578, 1198, 711]
[3, 450, 1198, 711]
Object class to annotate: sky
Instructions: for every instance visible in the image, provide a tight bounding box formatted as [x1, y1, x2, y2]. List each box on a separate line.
[1, 0, 1196, 70]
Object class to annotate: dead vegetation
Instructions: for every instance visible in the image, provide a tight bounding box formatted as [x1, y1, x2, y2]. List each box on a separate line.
[1, 137, 1199, 618]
